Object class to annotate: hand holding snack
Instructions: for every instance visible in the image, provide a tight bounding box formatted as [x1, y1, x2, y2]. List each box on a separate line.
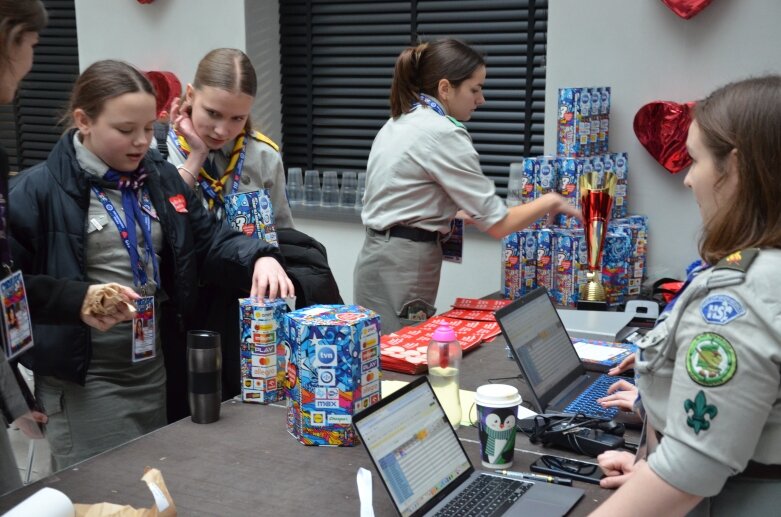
[81, 283, 140, 332]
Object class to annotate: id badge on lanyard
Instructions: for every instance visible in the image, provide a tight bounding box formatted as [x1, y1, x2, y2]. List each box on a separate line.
[132, 296, 156, 362]
[0, 270, 34, 359]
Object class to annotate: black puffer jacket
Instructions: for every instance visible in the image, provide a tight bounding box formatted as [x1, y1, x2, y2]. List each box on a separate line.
[9, 130, 282, 384]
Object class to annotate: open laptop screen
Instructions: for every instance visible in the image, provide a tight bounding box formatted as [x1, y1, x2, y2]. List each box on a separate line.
[496, 288, 583, 401]
[354, 379, 471, 517]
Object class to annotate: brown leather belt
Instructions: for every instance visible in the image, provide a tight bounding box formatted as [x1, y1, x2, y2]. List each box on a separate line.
[367, 225, 440, 243]
[736, 461, 781, 480]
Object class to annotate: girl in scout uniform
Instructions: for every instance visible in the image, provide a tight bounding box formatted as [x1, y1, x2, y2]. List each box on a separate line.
[166, 48, 293, 228]
[354, 39, 579, 333]
[9, 60, 292, 470]
[165, 48, 295, 404]
[593, 76, 781, 516]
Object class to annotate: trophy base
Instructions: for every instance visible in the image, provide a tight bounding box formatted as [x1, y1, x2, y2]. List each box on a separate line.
[577, 299, 609, 312]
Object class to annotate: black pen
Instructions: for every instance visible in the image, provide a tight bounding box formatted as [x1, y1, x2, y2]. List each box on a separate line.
[495, 469, 573, 486]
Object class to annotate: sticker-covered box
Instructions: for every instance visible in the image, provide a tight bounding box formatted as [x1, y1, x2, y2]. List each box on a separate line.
[284, 305, 381, 446]
[239, 298, 289, 403]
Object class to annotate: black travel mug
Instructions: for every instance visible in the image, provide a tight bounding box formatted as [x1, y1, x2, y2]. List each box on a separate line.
[187, 330, 222, 424]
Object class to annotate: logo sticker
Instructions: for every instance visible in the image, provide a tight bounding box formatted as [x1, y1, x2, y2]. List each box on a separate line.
[685, 333, 737, 387]
[168, 194, 188, 213]
[700, 295, 745, 325]
[684, 390, 718, 434]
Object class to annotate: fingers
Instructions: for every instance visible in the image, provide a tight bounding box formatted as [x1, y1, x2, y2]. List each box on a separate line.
[607, 379, 633, 394]
[609, 353, 636, 376]
[600, 473, 632, 489]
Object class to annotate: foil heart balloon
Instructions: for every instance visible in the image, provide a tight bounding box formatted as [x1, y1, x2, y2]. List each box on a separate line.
[633, 101, 695, 174]
[661, 0, 713, 20]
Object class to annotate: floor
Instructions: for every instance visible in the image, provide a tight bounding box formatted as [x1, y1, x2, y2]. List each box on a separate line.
[6, 366, 52, 486]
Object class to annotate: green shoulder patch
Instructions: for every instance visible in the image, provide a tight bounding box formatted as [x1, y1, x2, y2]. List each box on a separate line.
[685, 332, 737, 387]
[684, 390, 717, 434]
[714, 248, 759, 273]
[446, 116, 465, 129]
[249, 130, 280, 152]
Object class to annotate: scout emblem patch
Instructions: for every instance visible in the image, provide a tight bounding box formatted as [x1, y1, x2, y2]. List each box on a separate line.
[699, 294, 745, 325]
[684, 390, 717, 434]
[685, 333, 737, 387]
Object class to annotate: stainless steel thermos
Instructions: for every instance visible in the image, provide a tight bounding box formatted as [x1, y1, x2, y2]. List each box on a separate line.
[187, 330, 222, 424]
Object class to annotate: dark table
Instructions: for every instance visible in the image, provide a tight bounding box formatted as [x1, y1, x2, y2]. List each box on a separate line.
[0, 335, 623, 516]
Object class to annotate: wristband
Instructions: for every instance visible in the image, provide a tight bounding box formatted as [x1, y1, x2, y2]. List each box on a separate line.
[177, 165, 198, 183]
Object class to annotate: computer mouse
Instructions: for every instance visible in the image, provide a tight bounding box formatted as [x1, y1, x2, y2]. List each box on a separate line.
[597, 420, 625, 436]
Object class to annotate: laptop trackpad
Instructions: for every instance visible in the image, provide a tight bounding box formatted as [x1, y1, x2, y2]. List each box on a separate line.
[506, 482, 584, 517]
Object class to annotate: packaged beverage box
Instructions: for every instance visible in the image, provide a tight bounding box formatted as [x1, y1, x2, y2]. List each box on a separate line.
[611, 216, 648, 297]
[535, 155, 559, 197]
[522, 157, 538, 204]
[238, 298, 290, 403]
[556, 157, 586, 227]
[224, 189, 279, 247]
[284, 305, 381, 446]
[600, 87, 611, 154]
[502, 232, 522, 299]
[557, 87, 585, 157]
[601, 232, 632, 308]
[591, 155, 604, 184]
[602, 153, 615, 178]
[578, 89, 592, 156]
[536, 228, 554, 293]
[551, 229, 578, 307]
[520, 229, 538, 296]
[612, 152, 629, 219]
[588, 88, 601, 156]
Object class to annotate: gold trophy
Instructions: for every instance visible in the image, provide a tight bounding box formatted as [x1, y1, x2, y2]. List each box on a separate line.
[577, 171, 617, 311]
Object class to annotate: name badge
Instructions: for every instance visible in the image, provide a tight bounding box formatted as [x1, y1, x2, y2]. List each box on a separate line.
[0, 271, 33, 359]
[132, 296, 156, 362]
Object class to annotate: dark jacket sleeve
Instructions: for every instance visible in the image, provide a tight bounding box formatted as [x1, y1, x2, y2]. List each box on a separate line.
[0, 355, 28, 422]
[24, 274, 90, 325]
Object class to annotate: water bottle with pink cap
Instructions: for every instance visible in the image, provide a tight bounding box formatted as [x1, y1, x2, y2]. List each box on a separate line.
[427, 323, 462, 429]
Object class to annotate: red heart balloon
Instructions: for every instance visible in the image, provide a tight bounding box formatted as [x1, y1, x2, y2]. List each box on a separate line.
[661, 0, 713, 20]
[633, 101, 696, 174]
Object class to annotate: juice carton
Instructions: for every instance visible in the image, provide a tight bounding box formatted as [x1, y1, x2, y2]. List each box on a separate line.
[535, 155, 559, 197]
[601, 232, 632, 307]
[557, 88, 585, 157]
[224, 189, 278, 247]
[284, 305, 381, 446]
[612, 152, 629, 219]
[556, 158, 586, 226]
[552, 230, 578, 307]
[502, 232, 522, 299]
[589, 87, 601, 156]
[599, 87, 611, 154]
[520, 229, 538, 296]
[238, 298, 290, 403]
[521, 157, 538, 204]
[536, 228, 554, 293]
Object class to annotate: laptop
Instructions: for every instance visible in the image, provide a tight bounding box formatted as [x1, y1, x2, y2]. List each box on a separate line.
[353, 377, 584, 517]
[494, 287, 634, 419]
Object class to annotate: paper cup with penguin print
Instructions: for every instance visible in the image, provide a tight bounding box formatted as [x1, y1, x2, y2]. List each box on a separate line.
[475, 384, 522, 468]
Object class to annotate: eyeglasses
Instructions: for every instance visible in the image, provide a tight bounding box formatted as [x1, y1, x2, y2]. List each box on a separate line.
[540, 455, 600, 477]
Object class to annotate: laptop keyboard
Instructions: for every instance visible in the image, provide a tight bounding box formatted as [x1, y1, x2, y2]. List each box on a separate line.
[434, 474, 532, 517]
[563, 374, 635, 418]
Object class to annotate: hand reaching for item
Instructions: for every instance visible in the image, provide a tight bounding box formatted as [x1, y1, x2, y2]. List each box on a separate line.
[251, 256, 295, 300]
[81, 283, 140, 332]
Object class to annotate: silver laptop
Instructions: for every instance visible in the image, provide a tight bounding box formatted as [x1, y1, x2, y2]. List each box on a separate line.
[495, 287, 631, 419]
[353, 377, 584, 517]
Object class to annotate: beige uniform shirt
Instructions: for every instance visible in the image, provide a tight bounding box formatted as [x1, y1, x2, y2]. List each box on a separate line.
[361, 104, 507, 234]
[635, 249, 781, 497]
[167, 131, 294, 229]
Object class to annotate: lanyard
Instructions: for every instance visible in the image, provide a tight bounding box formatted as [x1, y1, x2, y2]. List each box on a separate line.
[411, 94, 447, 116]
[170, 127, 248, 209]
[90, 184, 160, 291]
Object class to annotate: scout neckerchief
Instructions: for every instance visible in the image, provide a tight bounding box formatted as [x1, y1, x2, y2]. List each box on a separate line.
[660, 258, 710, 317]
[90, 168, 161, 294]
[170, 127, 248, 210]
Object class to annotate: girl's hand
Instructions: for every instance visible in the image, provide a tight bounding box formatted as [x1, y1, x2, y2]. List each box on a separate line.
[608, 353, 636, 376]
[81, 283, 140, 332]
[170, 97, 208, 159]
[541, 192, 583, 223]
[598, 451, 640, 489]
[251, 256, 295, 300]
[598, 379, 638, 412]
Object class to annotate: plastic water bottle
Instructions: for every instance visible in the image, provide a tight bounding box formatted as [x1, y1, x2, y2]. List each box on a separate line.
[427, 324, 462, 429]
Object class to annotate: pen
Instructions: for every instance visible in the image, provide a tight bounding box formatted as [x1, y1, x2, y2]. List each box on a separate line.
[495, 469, 573, 486]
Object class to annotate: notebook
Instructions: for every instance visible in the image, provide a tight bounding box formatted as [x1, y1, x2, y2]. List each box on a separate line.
[494, 287, 633, 419]
[353, 377, 584, 517]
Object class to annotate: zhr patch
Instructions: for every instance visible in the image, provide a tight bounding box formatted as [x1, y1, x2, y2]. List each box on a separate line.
[685, 333, 737, 387]
[700, 294, 745, 325]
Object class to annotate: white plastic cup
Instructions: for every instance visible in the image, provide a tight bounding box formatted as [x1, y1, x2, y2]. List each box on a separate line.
[303, 169, 321, 206]
[321, 170, 339, 207]
[355, 171, 367, 211]
[475, 384, 522, 469]
[286, 167, 304, 205]
[507, 162, 524, 207]
[339, 171, 358, 207]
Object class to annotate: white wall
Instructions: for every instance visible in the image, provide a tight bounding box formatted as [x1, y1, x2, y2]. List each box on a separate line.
[545, 0, 781, 279]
